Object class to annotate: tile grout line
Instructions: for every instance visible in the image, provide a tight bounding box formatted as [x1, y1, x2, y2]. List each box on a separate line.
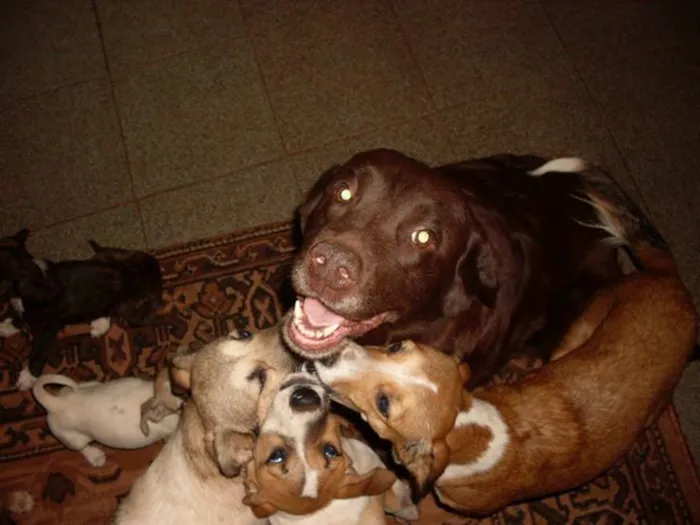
[537, 0, 656, 218]
[389, 0, 438, 113]
[90, 0, 150, 249]
[238, 0, 291, 156]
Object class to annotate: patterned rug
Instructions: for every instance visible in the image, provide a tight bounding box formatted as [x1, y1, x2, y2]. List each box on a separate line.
[1, 222, 699, 524]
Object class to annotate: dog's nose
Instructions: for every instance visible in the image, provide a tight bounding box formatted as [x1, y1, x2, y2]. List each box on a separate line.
[308, 242, 360, 290]
[290, 386, 322, 412]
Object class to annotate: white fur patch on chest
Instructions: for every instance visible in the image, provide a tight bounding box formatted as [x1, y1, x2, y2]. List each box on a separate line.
[0, 318, 20, 338]
[438, 399, 509, 483]
[33, 259, 49, 274]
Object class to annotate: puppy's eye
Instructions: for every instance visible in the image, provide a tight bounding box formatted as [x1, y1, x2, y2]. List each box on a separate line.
[229, 329, 252, 341]
[410, 229, 434, 246]
[267, 448, 287, 464]
[376, 393, 390, 418]
[336, 184, 353, 202]
[386, 342, 403, 354]
[247, 367, 267, 388]
[323, 443, 340, 459]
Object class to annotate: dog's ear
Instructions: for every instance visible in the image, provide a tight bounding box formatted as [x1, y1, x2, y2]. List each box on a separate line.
[87, 240, 103, 253]
[334, 464, 397, 500]
[170, 351, 196, 392]
[13, 228, 30, 246]
[139, 397, 172, 436]
[242, 459, 279, 518]
[206, 427, 255, 478]
[393, 439, 450, 501]
[443, 236, 498, 316]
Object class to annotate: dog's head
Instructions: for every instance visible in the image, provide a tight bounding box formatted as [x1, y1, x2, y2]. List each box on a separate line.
[283, 149, 499, 360]
[88, 240, 163, 324]
[312, 339, 468, 498]
[169, 326, 298, 478]
[0, 228, 55, 303]
[242, 371, 396, 518]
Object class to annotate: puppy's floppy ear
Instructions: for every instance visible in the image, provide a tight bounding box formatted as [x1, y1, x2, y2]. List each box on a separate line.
[335, 464, 397, 500]
[457, 362, 471, 385]
[443, 235, 498, 316]
[242, 459, 279, 518]
[139, 397, 173, 436]
[169, 351, 196, 393]
[394, 439, 450, 501]
[206, 427, 255, 478]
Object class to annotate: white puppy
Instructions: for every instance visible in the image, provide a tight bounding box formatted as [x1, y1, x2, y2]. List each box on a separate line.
[32, 370, 182, 467]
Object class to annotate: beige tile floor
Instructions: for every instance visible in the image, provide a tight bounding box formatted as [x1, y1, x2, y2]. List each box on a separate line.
[1, 0, 698, 466]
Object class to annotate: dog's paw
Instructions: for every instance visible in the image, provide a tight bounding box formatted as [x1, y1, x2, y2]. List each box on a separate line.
[0, 317, 20, 338]
[82, 446, 107, 467]
[16, 367, 37, 391]
[89, 317, 111, 338]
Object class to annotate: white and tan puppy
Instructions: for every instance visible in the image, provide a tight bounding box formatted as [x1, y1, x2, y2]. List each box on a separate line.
[32, 368, 182, 467]
[113, 327, 297, 525]
[242, 371, 417, 525]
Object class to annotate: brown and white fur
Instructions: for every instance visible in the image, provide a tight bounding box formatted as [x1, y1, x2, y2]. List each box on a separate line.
[242, 371, 417, 524]
[112, 327, 297, 525]
[32, 368, 182, 467]
[310, 161, 698, 515]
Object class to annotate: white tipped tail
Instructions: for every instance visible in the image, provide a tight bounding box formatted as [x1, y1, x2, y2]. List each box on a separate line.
[528, 157, 587, 176]
[32, 374, 79, 413]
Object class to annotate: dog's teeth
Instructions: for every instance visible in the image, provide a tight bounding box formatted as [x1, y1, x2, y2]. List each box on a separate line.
[294, 300, 303, 321]
[320, 324, 340, 337]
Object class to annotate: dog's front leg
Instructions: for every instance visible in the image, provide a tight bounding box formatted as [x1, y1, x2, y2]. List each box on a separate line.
[18, 325, 60, 390]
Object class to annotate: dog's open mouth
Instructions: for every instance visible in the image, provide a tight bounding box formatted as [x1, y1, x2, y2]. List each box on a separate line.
[285, 297, 389, 357]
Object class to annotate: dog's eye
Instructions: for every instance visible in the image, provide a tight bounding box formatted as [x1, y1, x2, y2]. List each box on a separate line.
[336, 184, 353, 202]
[410, 229, 434, 246]
[386, 342, 403, 354]
[323, 443, 340, 459]
[267, 447, 287, 465]
[247, 367, 267, 388]
[376, 393, 390, 418]
[229, 329, 252, 341]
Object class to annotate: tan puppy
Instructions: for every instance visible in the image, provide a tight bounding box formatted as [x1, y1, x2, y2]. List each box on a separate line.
[311, 166, 698, 515]
[113, 326, 297, 525]
[242, 370, 417, 525]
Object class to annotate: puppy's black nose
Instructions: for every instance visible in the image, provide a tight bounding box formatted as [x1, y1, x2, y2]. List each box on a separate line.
[290, 386, 321, 412]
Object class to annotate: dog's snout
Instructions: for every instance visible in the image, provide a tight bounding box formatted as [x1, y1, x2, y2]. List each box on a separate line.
[290, 386, 322, 412]
[308, 242, 360, 291]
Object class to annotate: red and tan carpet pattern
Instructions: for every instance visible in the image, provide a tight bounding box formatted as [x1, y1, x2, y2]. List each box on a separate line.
[1, 222, 698, 524]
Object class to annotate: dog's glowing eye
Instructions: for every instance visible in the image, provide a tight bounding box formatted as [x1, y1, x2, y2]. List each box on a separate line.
[323, 444, 340, 459]
[376, 393, 390, 418]
[410, 229, 433, 246]
[267, 448, 287, 464]
[337, 186, 353, 202]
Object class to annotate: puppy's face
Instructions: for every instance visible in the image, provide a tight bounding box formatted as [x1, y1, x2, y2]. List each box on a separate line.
[312, 340, 467, 495]
[0, 229, 47, 302]
[171, 326, 298, 477]
[243, 372, 396, 518]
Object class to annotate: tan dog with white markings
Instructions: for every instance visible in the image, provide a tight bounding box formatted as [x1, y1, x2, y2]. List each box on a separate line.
[311, 161, 698, 515]
[113, 327, 297, 525]
[242, 370, 418, 524]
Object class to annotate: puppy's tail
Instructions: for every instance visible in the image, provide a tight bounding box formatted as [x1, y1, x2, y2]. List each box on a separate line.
[572, 162, 677, 276]
[32, 374, 79, 413]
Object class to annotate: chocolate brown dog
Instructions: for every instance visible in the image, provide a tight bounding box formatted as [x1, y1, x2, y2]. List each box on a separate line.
[284, 151, 622, 388]
[310, 162, 698, 515]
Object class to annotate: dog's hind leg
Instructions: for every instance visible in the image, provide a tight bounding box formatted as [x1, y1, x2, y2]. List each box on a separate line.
[50, 422, 106, 467]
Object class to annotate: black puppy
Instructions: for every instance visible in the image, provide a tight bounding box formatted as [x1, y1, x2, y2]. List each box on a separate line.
[0, 229, 163, 390]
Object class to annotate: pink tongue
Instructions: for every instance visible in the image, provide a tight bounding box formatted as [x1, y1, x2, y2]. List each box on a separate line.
[303, 298, 348, 327]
